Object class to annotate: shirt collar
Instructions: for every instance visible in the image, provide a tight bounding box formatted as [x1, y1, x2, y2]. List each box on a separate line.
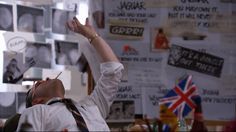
[45, 97, 63, 105]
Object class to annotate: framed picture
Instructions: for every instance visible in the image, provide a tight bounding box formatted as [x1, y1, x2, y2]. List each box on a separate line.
[17, 4, 44, 33]
[54, 40, 79, 66]
[25, 42, 52, 68]
[106, 100, 135, 121]
[3, 51, 24, 84]
[150, 27, 170, 52]
[0, 3, 13, 31]
[51, 8, 76, 35]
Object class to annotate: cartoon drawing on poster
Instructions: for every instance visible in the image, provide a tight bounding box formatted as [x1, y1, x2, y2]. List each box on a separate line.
[167, 45, 224, 77]
[17, 5, 44, 33]
[52, 8, 75, 35]
[54, 40, 79, 66]
[0, 92, 17, 118]
[106, 100, 135, 121]
[2, 51, 24, 84]
[25, 42, 52, 68]
[151, 27, 170, 52]
[0, 3, 13, 31]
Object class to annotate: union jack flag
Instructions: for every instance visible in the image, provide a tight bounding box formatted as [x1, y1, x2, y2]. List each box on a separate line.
[159, 75, 198, 119]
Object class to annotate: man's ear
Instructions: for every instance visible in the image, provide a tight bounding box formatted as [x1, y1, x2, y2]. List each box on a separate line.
[32, 98, 45, 105]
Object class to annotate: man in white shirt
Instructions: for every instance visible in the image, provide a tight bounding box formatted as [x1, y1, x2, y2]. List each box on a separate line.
[16, 17, 124, 131]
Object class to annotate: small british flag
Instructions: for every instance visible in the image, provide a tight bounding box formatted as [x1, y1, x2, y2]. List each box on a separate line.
[159, 75, 198, 119]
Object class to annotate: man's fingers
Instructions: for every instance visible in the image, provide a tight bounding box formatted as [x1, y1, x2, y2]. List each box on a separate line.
[85, 18, 89, 26]
[73, 17, 82, 27]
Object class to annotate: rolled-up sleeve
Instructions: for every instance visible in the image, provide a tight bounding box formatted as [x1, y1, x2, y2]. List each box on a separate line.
[89, 62, 124, 118]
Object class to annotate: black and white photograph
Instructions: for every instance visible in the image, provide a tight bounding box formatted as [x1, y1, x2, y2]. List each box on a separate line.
[2, 51, 24, 84]
[0, 92, 17, 118]
[17, 5, 44, 33]
[25, 42, 52, 68]
[54, 40, 79, 66]
[0, 3, 13, 31]
[52, 8, 76, 35]
[106, 100, 135, 121]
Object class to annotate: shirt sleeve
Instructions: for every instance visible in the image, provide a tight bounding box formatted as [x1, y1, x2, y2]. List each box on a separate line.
[87, 62, 124, 118]
[16, 105, 47, 131]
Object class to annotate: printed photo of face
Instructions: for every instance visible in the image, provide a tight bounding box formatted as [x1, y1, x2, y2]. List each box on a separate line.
[54, 40, 79, 66]
[0, 3, 13, 31]
[3, 51, 24, 84]
[52, 8, 76, 35]
[17, 5, 44, 33]
[25, 42, 52, 68]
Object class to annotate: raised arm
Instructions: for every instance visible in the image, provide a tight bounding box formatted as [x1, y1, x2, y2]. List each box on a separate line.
[67, 17, 118, 63]
[67, 17, 123, 118]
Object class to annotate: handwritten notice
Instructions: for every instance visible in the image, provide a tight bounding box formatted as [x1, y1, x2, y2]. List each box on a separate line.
[145, 0, 178, 8]
[202, 95, 236, 121]
[166, 0, 220, 35]
[142, 88, 167, 118]
[109, 23, 144, 39]
[209, 13, 236, 33]
[6, 37, 26, 51]
[115, 84, 142, 114]
[104, 0, 159, 24]
[168, 45, 224, 77]
[128, 63, 167, 88]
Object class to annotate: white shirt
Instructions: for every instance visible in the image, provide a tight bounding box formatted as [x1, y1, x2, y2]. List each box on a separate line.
[16, 62, 124, 131]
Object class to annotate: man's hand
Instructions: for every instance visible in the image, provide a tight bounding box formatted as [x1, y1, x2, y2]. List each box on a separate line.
[66, 17, 96, 39]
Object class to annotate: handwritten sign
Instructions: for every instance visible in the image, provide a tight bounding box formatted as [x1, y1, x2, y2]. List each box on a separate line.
[202, 95, 236, 121]
[115, 84, 142, 114]
[109, 24, 144, 39]
[128, 63, 166, 88]
[104, 0, 160, 25]
[168, 44, 224, 77]
[6, 37, 26, 51]
[166, 0, 222, 35]
[142, 88, 167, 118]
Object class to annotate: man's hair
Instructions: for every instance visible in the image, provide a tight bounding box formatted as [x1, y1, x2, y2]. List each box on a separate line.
[25, 89, 33, 108]
[25, 79, 65, 108]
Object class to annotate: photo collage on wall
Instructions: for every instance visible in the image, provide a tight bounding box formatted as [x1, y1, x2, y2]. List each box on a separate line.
[1, 2, 81, 85]
[17, 4, 44, 33]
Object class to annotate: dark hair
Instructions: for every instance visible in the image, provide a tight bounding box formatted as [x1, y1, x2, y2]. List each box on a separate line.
[158, 28, 163, 33]
[25, 89, 33, 108]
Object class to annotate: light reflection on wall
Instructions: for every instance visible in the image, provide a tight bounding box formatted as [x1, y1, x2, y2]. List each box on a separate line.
[0, 31, 6, 83]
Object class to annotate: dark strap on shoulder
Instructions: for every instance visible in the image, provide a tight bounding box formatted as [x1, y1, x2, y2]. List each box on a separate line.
[48, 98, 89, 132]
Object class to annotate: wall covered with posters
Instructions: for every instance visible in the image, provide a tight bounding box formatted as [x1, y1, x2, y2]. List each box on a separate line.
[0, 0, 90, 119]
[89, 0, 236, 121]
